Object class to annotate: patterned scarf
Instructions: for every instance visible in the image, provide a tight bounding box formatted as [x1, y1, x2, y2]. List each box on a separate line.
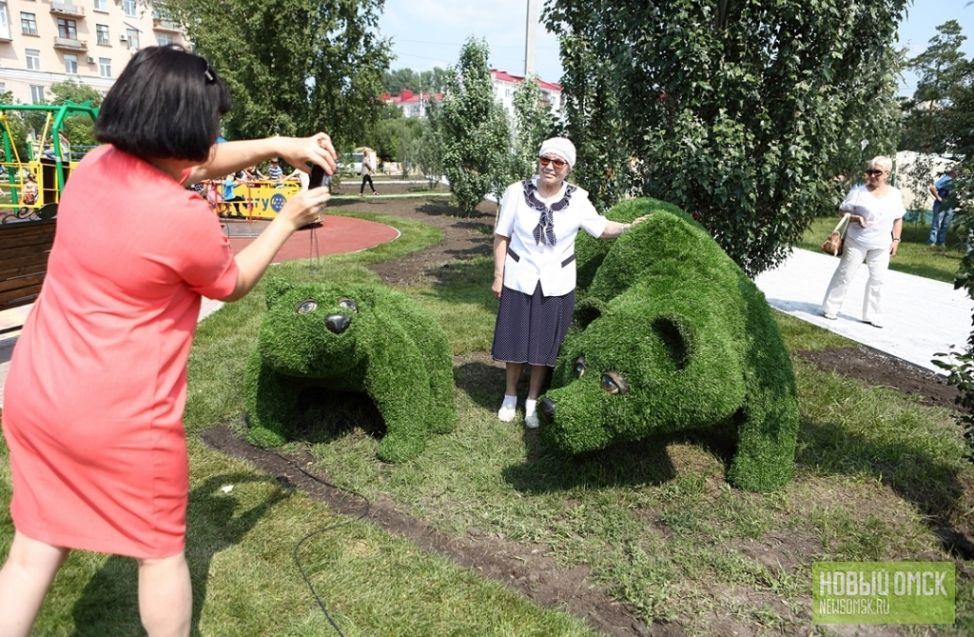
[522, 179, 576, 246]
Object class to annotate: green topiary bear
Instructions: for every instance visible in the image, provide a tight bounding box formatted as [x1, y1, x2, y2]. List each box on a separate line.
[539, 198, 799, 492]
[244, 279, 456, 463]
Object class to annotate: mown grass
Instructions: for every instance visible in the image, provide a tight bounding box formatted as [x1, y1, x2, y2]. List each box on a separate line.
[2, 205, 971, 636]
[798, 216, 966, 283]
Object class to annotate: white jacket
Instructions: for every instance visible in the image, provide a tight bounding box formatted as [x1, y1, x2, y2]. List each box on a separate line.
[495, 178, 608, 297]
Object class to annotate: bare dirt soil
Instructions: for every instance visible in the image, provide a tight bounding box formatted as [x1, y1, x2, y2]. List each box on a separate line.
[206, 188, 967, 636]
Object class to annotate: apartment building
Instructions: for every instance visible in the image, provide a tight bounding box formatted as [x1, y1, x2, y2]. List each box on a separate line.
[490, 69, 562, 120]
[0, 0, 184, 104]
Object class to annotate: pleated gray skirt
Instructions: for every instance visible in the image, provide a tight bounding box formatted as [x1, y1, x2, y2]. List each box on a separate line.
[491, 283, 575, 367]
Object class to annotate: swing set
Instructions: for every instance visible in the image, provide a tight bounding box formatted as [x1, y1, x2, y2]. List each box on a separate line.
[0, 100, 100, 224]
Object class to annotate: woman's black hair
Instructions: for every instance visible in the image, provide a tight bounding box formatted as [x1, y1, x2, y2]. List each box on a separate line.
[95, 45, 231, 162]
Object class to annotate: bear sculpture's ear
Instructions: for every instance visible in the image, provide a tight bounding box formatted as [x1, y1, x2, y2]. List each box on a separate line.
[264, 277, 293, 309]
[574, 298, 605, 329]
[652, 315, 691, 370]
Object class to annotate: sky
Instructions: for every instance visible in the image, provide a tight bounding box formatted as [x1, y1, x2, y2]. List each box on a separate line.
[377, 0, 974, 96]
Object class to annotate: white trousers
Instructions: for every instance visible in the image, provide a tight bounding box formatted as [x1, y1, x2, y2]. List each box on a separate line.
[821, 237, 891, 323]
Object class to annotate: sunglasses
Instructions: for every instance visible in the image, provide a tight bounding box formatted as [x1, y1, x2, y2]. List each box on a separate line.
[538, 156, 568, 169]
[865, 169, 884, 176]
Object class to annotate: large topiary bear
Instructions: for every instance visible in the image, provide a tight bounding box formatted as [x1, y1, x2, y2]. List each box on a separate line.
[539, 198, 799, 492]
[244, 279, 456, 463]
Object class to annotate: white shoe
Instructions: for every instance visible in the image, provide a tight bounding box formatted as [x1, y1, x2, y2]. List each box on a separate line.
[823, 312, 837, 320]
[524, 411, 540, 429]
[497, 405, 517, 422]
[866, 319, 884, 328]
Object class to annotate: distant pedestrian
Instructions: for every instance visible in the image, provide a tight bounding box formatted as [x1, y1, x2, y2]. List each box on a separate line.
[821, 156, 905, 328]
[360, 151, 377, 195]
[928, 167, 957, 249]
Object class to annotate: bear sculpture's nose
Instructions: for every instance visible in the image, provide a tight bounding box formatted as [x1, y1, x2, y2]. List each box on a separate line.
[539, 397, 556, 422]
[325, 314, 351, 334]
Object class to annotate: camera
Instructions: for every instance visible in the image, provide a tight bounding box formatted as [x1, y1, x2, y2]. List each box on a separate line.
[309, 163, 329, 190]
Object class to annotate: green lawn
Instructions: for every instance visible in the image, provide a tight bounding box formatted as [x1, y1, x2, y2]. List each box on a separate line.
[1, 209, 971, 636]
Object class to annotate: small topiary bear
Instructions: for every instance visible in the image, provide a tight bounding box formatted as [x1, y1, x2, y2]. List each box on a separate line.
[539, 198, 799, 492]
[244, 278, 456, 463]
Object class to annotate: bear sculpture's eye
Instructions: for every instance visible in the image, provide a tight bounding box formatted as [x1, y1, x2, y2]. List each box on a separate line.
[600, 371, 628, 395]
[296, 299, 318, 315]
[338, 298, 358, 312]
[573, 355, 586, 378]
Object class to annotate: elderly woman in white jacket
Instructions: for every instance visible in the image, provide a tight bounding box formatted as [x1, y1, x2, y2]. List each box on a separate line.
[821, 155, 905, 328]
[491, 137, 642, 428]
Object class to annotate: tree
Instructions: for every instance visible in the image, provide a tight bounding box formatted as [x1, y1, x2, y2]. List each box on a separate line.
[544, 0, 909, 275]
[434, 38, 514, 212]
[382, 67, 451, 94]
[162, 0, 390, 149]
[47, 80, 103, 149]
[511, 76, 559, 180]
[415, 104, 445, 187]
[900, 20, 968, 154]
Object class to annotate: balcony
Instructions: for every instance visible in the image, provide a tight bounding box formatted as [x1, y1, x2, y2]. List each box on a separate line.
[51, 2, 86, 18]
[54, 37, 87, 52]
[152, 18, 182, 33]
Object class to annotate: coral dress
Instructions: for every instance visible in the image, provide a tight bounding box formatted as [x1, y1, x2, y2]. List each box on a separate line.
[2, 145, 238, 558]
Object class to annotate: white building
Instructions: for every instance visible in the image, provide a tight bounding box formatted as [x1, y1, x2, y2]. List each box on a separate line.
[0, 0, 185, 104]
[381, 89, 443, 118]
[383, 70, 563, 121]
[490, 69, 562, 120]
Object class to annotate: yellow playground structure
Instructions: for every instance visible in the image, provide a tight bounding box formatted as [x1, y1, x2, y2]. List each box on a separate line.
[0, 101, 99, 224]
[196, 174, 302, 220]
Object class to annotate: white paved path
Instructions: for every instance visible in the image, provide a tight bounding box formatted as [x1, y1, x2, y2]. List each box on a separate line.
[755, 248, 972, 375]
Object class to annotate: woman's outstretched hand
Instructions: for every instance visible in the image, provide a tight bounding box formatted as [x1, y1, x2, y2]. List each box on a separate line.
[277, 133, 337, 175]
[279, 187, 332, 231]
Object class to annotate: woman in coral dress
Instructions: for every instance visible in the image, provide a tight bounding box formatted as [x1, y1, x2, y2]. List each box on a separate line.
[0, 46, 336, 637]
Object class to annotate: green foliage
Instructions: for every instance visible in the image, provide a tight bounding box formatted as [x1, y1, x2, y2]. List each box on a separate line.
[433, 38, 515, 211]
[511, 77, 560, 180]
[361, 113, 427, 165]
[901, 20, 974, 461]
[543, 199, 800, 491]
[415, 104, 446, 187]
[900, 20, 969, 154]
[245, 279, 456, 462]
[47, 80, 103, 149]
[544, 0, 908, 275]
[382, 67, 452, 94]
[163, 0, 390, 148]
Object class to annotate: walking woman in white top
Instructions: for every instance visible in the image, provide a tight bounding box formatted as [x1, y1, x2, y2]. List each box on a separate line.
[821, 156, 905, 328]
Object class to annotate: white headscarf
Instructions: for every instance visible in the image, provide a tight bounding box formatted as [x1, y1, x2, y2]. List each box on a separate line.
[538, 137, 576, 169]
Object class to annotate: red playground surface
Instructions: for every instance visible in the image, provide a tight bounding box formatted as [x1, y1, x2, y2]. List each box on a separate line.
[223, 215, 400, 263]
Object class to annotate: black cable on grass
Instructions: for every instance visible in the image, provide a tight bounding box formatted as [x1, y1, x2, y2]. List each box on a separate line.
[272, 450, 371, 637]
[308, 223, 320, 270]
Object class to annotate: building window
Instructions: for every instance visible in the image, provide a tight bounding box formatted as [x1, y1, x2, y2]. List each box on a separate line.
[25, 48, 40, 70]
[56, 18, 77, 40]
[125, 27, 139, 49]
[0, 2, 10, 41]
[20, 11, 37, 35]
[30, 85, 44, 104]
[64, 54, 77, 74]
[98, 57, 111, 78]
[96, 24, 109, 46]
[122, 0, 137, 17]
[157, 34, 174, 47]
[93, 0, 108, 11]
